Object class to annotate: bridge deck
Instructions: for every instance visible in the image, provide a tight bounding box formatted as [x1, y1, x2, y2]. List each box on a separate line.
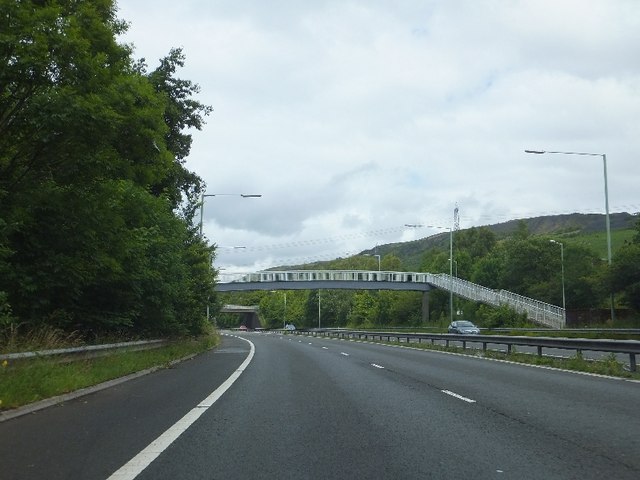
[216, 270, 565, 328]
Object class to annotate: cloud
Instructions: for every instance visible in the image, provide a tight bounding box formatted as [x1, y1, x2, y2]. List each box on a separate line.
[117, 0, 640, 271]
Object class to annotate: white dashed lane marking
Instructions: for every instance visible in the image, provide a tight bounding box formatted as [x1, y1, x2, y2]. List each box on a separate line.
[441, 390, 476, 403]
[371, 363, 385, 369]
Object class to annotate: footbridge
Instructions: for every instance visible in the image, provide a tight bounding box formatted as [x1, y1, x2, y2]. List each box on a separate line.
[216, 270, 566, 328]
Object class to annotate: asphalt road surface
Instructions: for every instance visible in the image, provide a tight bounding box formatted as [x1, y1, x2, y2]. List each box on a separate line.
[2, 331, 639, 479]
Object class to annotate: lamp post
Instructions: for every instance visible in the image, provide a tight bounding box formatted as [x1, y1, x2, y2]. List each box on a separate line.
[405, 223, 454, 320]
[525, 149, 613, 319]
[318, 289, 321, 329]
[199, 193, 260, 321]
[198, 193, 262, 237]
[549, 240, 566, 311]
[449, 226, 453, 321]
[364, 253, 381, 270]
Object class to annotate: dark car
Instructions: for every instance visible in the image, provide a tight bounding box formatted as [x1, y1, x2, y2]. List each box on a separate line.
[447, 320, 480, 334]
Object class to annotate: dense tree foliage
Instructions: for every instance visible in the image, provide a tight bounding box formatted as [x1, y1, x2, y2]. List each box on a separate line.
[0, 0, 214, 337]
[609, 219, 640, 312]
[218, 220, 638, 329]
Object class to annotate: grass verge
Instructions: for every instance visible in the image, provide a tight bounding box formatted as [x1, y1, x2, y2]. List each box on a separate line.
[0, 332, 219, 411]
[362, 337, 640, 380]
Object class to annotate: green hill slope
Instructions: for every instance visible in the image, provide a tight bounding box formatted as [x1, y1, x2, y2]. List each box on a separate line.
[369, 213, 636, 271]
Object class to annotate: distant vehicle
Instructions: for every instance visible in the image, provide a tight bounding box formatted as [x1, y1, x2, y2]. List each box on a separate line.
[447, 321, 480, 334]
[284, 323, 296, 331]
[239, 325, 248, 331]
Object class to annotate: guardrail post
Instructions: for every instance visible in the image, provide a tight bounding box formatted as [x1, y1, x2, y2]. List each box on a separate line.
[630, 353, 637, 372]
[537, 346, 543, 357]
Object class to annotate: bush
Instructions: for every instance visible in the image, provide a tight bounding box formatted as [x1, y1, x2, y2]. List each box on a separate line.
[476, 304, 529, 329]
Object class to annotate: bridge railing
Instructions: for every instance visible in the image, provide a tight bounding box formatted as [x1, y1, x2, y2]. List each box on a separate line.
[236, 270, 433, 284]
[428, 274, 565, 329]
[221, 270, 566, 328]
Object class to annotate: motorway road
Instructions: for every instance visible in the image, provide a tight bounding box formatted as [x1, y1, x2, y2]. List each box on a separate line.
[1, 332, 639, 479]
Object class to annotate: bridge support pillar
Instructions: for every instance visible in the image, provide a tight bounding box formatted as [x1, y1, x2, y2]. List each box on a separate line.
[422, 291, 430, 324]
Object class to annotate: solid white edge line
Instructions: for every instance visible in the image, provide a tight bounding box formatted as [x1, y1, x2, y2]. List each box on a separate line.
[442, 389, 476, 403]
[107, 335, 255, 480]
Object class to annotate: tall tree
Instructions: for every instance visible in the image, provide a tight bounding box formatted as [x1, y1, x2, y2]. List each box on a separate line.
[0, 0, 214, 336]
[145, 48, 213, 221]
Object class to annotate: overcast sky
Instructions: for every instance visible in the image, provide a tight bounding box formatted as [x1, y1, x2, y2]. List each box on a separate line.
[116, 0, 640, 275]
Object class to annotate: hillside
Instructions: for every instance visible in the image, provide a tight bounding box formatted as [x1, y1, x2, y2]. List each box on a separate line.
[285, 212, 637, 272]
[485, 212, 636, 237]
[368, 212, 637, 271]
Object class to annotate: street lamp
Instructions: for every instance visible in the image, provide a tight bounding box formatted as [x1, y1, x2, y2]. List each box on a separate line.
[198, 193, 262, 237]
[525, 149, 613, 319]
[364, 253, 381, 271]
[549, 240, 566, 312]
[405, 223, 454, 320]
[318, 289, 321, 329]
[199, 193, 260, 321]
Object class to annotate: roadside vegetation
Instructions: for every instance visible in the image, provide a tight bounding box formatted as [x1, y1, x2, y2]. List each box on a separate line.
[340, 335, 640, 380]
[1, 1, 216, 342]
[220, 217, 640, 330]
[449, 343, 637, 379]
[0, 1, 222, 412]
[0, 328, 219, 411]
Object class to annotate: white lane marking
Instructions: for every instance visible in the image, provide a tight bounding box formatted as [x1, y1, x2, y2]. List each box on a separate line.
[441, 389, 476, 403]
[322, 347, 328, 350]
[308, 342, 313, 345]
[108, 335, 255, 480]
[371, 363, 385, 369]
[341, 352, 350, 356]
